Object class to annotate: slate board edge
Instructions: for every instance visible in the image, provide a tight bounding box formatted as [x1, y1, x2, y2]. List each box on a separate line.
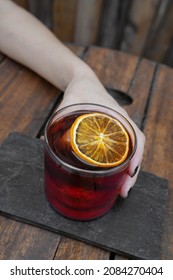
[0, 209, 143, 260]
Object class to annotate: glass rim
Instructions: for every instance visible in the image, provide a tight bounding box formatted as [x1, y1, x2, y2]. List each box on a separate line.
[44, 103, 137, 176]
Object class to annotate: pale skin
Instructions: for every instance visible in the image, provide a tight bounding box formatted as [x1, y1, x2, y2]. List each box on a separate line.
[0, 0, 145, 197]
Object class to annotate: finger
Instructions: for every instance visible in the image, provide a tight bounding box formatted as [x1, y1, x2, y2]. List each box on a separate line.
[120, 165, 140, 198]
[128, 127, 145, 177]
[110, 110, 145, 178]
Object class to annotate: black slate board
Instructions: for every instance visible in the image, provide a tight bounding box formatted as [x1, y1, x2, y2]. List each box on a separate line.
[0, 133, 168, 259]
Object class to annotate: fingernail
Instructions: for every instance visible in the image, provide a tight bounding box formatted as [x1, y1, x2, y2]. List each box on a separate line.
[131, 165, 139, 178]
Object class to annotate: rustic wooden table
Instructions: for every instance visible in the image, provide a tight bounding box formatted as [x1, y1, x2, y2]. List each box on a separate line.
[0, 46, 172, 260]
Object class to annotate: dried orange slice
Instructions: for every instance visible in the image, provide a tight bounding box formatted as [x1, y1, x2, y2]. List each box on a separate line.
[70, 112, 130, 167]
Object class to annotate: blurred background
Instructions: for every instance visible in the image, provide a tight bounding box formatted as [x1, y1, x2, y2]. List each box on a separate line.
[13, 0, 173, 67]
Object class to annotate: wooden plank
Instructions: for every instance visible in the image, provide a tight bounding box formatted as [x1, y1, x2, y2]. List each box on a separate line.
[142, 64, 173, 259]
[164, 39, 173, 67]
[124, 58, 156, 128]
[28, 0, 53, 29]
[120, 0, 161, 56]
[84, 47, 139, 94]
[0, 59, 62, 259]
[0, 216, 61, 260]
[83, 47, 156, 126]
[54, 237, 110, 260]
[114, 254, 127, 260]
[0, 59, 60, 144]
[98, 0, 131, 48]
[53, 0, 77, 42]
[13, 0, 28, 8]
[74, 0, 103, 45]
[144, 0, 173, 64]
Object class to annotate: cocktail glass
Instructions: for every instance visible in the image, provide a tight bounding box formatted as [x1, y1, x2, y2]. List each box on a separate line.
[44, 103, 137, 220]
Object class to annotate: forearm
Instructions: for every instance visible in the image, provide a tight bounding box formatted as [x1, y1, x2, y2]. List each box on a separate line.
[0, 0, 95, 91]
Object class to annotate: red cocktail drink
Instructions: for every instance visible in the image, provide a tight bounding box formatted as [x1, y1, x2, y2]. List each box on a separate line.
[44, 104, 136, 220]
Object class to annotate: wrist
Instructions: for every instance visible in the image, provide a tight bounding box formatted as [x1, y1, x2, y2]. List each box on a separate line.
[51, 53, 98, 92]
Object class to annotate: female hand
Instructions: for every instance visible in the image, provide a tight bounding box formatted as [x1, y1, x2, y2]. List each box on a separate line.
[58, 73, 146, 198]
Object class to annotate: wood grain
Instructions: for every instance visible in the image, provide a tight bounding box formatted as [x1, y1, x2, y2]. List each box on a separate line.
[74, 0, 103, 45]
[13, 0, 28, 8]
[98, 0, 131, 48]
[0, 59, 61, 144]
[165, 39, 173, 67]
[53, 0, 77, 42]
[0, 216, 61, 260]
[84, 47, 139, 94]
[144, 0, 173, 63]
[28, 0, 53, 29]
[120, 0, 161, 56]
[12, 0, 173, 67]
[0, 59, 62, 259]
[54, 237, 110, 260]
[125, 58, 156, 128]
